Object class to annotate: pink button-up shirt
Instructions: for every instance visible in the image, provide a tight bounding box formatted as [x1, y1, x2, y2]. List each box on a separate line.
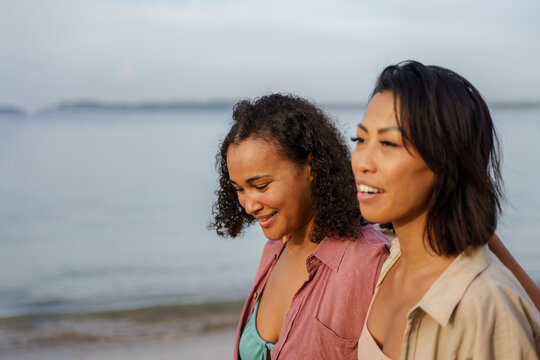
[234, 225, 391, 359]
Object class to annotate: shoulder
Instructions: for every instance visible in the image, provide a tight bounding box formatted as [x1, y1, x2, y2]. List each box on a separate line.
[346, 225, 391, 266]
[333, 225, 391, 288]
[454, 252, 540, 355]
[350, 224, 391, 251]
[463, 251, 536, 311]
[258, 239, 284, 264]
[261, 239, 284, 256]
[252, 240, 283, 276]
[309, 227, 392, 342]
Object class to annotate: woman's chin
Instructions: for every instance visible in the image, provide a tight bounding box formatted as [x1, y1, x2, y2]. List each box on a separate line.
[361, 212, 390, 225]
[260, 229, 284, 241]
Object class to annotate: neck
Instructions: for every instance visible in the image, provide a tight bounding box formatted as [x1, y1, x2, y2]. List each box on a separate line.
[393, 214, 454, 273]
[286, 219, 318, 256]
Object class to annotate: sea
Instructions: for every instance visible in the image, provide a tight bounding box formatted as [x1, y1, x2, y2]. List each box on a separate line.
[1, 105, 539, 320]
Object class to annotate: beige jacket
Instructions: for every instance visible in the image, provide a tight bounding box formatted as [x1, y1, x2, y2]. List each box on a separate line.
[374, 239, 540, 360]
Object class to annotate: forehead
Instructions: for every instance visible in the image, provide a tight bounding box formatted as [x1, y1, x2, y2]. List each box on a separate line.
[226, 137, 291, 177]
[360, 91, 399, 129]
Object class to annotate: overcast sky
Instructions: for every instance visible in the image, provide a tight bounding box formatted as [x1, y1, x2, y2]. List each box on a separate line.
[1, 0, 539, 110]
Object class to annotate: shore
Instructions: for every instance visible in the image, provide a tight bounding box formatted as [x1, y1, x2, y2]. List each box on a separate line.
[0, 301, 243, 359]
[1, 328, 237, 360]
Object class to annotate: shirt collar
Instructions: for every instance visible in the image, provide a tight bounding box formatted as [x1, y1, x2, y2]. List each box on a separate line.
[413, 244, 491, 326]
[376, 237, 401, 288]
[309, 236, 351, 272]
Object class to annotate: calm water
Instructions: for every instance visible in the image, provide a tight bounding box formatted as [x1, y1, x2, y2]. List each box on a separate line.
[0, 107, 539, 318]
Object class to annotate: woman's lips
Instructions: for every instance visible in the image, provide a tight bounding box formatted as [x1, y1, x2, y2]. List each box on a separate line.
[357, 184, 384, 202]
[357, 191, 384, 202]
[256, 212, 277, 228]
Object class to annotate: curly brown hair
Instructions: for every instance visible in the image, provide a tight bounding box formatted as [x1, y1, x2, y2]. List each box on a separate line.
[210, 93, 364, 243]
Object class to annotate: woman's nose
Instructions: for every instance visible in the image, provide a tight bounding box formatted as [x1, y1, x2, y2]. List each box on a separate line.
[242, 193, 263, 215]
[352, 145, 376, 175]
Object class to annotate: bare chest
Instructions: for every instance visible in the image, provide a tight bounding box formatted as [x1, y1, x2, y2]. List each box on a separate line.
[367, 280, 428, 359]
[256, 254, 309, 343]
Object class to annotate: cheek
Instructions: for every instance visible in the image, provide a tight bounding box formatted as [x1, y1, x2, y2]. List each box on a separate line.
[385, 161, 409, 188]
[397, 164, 434, 202]
[293, 183, 314, 216]
[410, 161, 434, 192]
[257, 191, 280, 210]
[277, 183, 310, 215]
[416, 173, 434, 203]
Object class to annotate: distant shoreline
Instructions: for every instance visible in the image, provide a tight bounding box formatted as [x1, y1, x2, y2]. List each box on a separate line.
[2, 99, 540, 116]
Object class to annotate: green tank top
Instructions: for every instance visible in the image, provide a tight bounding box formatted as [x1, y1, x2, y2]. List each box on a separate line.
[238, 299, 274, 360]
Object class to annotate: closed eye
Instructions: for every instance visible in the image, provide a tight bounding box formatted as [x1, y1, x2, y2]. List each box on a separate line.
[381, 140, 398, 147]
[351, 136, 365, 144]
[254, 183, 269, 190]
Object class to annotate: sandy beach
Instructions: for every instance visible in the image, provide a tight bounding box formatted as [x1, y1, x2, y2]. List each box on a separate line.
[2, 328, 237, 360]
[0, 301, 242, 360]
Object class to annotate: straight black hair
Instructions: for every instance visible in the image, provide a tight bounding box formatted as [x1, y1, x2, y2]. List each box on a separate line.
[373, 61, 503, 256]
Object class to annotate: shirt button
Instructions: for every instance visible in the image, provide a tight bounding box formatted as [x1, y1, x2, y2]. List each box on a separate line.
[253, 292, 258, 299]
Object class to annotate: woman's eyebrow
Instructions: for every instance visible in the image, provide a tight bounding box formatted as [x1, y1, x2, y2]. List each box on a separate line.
[378, 126, 400, 134]
[230, 175, 271, 186]
[357, 123, 400, 134]
[245, 175, 271, 184]
[357, 123, 368, 132]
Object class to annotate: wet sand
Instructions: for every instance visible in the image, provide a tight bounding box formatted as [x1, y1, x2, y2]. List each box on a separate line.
[2, 328, 236, 360]
[0, 301, 242, 359]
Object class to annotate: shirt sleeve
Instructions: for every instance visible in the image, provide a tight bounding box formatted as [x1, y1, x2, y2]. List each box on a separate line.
[467, 284, 540, 359]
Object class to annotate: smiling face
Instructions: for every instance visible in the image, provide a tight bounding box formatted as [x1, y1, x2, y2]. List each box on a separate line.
[351, 91, 434, 228]
[226, 136, 314, 241]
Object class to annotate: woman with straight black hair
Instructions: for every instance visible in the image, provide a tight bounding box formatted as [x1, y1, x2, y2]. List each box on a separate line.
[353, 61, 540, 359]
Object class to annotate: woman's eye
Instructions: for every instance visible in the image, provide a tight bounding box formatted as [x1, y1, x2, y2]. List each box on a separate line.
[381, 140, 398, 147]
[351, 136, 365, 144]
[255, 183, 268, 190]
[232, 186, 244, 193]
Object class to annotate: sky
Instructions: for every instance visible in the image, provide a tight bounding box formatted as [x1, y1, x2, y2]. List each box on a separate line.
[1, 0, 539, 111]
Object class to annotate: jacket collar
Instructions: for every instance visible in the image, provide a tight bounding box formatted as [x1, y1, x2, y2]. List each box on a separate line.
[415, 245, 490, 326]
[381, 239, 490, 327]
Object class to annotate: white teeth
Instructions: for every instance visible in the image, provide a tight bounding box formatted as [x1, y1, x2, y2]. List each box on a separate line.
[259, 213, 275, 221]
[359, 184, 383, 194]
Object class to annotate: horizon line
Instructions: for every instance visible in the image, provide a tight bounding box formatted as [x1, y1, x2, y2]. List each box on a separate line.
[2, 98, 540, 115]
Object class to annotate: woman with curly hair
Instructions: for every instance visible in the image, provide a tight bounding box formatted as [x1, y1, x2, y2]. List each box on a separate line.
[211, 93, 391, 359]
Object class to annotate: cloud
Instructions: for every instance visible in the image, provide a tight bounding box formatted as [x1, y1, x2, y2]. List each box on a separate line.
[0, 0, 539, 110]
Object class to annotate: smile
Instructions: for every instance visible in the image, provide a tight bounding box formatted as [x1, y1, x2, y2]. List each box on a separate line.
[255, 212, 277, 227]
[357, 184, 384, 203]
[358, 184, 384, 194]
[258, 213, 275, 221]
